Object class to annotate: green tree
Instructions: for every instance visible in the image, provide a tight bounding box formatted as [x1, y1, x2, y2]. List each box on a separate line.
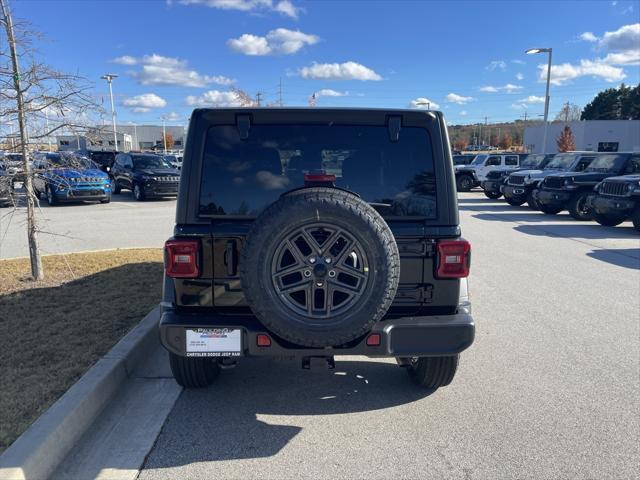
[581, 84, 640, 120]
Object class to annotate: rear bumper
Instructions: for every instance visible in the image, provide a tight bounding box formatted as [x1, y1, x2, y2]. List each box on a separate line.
[591, 195, 636, 215]
[159, 305, 475, 358]
[536, 189, 571, 206]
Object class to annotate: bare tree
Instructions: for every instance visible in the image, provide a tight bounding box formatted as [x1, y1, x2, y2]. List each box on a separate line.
[554, 102, 582, 123]
[1, 0, 102, 280]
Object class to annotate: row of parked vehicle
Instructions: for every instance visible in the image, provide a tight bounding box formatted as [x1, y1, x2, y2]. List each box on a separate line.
[0, 150, 181, 207]
[453, 151, 640, 231]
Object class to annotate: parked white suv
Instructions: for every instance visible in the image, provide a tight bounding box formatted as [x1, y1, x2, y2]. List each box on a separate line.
[455, 153, 520, 192]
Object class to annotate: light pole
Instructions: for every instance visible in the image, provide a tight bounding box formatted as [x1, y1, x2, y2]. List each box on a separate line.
[161, 115, 167, 154]
[129, 121, 138, 150]
[101, 73, 118, 151]
[526, 48, 552, 153]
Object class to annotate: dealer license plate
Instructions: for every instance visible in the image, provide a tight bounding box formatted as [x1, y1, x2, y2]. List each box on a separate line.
[185, 328, 242, 357]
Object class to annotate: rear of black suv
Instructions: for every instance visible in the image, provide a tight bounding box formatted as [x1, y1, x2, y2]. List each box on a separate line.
[160, 108, 473, 390]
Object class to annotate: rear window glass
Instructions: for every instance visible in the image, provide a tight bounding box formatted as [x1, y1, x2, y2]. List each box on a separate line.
[199, 124, 436, 219]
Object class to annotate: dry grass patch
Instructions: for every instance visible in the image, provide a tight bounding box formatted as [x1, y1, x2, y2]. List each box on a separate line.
[0, 248, 163, 452]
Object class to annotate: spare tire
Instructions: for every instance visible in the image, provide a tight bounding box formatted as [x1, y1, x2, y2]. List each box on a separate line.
[240, 187, 400, 347]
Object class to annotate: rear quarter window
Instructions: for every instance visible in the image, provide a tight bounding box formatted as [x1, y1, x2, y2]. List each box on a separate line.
[199, 124, 436, 220]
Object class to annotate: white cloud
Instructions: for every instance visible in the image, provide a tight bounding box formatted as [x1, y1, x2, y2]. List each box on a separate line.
[164, 112, 182, 121]
[511, 59, 526, 65]
[538, 59, 626, 85]
[112, 55, 137, 65]
[602, 50, 640, 65]
[599, 23, 640, 52]
[409, 97, 440, 110]
[460, 110, 468, 116]
[227, 28, 319, 56]
[479, 84, 523, 93]
[486, 60, 507, 71]
[179, 0, 301, 18]
[273, 0, 300, 18]
[579, 31, 598, 42]
[315, 89, 348, 97]
[114, 54, 235, 87]
[122, 93, 167, 113]
[185, 90, 243, 107]
[520, 95, 545, 104]
[515, 72, 524, 80]
[445, 93, 474, 104]
[299, 61, 382, 81]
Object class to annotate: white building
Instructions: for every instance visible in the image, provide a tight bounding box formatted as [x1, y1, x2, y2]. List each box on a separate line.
[57, 131, 133, 152]
[116, 124, 185, 151]
[524, 120, 640, 153]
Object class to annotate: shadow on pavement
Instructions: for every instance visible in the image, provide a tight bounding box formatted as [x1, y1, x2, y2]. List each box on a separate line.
[514, 223, 639, 240]
[470, 212, 578, 222]
[143, 358, 432, 467]
[586, 249, 640, 269]
[457, 196, 500, 204]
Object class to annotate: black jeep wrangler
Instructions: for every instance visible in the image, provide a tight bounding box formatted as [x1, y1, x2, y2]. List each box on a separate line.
[536, 153, 640, 220]
[160, 108, 474, 390]
[591, 173, 640, 230]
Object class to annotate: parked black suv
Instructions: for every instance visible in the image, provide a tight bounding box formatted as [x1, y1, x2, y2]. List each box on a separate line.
[536, 153, 640, 219]
[481, 154, 552, 201]
[160, 108, 474, 390]
[590, 174, 640, 230]
[78, 150, 119, 174]
[505, 152, 596, 211]
[111, 153, 180, 201]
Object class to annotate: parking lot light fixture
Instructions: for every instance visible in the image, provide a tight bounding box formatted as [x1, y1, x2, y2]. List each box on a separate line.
[525, 47, 552, 154]
[100, 74, 118, 152]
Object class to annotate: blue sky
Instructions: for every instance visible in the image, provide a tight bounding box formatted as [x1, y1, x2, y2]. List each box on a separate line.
[12, 0, 640, 127]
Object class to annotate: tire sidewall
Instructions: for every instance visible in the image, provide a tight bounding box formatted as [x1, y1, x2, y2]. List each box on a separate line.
[241, 189, 399, 347]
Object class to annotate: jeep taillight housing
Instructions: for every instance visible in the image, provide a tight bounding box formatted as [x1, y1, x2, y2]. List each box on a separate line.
[436, 239, 471, 278]
[165, 239, 200, 278]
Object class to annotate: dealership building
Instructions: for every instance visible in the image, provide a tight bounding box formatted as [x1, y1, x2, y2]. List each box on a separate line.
[56, 124, 185, 152]
[524, 120, 640, 153]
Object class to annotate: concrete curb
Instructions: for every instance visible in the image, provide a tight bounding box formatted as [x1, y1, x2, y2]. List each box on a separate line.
[0, 306, 161, 480]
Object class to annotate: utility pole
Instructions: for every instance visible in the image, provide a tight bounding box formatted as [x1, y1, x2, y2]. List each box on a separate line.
[522, 111, 528, 152]
[1, 0, 43, 279]
[278, 78, 283, 107]
[101, 73, 118, 151]
[484, 116, 489, 145]
[255, 92, 263, 107]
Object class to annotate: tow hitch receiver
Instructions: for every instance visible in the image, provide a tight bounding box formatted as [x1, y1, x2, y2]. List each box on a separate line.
[302, 356, 336, 370]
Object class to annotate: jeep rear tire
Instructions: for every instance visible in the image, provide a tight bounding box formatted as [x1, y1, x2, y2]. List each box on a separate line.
[526, 190, 539, 210]
[240, 187, 400, 348]
[505, 196, 525, 206]
[632, 207, 640, 232]
[169, 352, 220, 388]
[568, 192, 593, 221]
[403, 355, 459, 389]
[456, 175, 474, 192]
[539, 203, 562, 215]
[593, 212, 625, 227]
[483, 191, 502, 199]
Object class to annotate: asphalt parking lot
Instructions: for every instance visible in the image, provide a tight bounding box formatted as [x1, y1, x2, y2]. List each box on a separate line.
[3, 192, 640, 479]
[0, 192, 176, 259]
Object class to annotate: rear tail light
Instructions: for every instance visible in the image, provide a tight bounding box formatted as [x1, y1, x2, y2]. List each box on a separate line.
[436, 239, 471, 278]
[366, 333, 381, 346]
[165, 239, 199, 278]
[256, 334, 271, 347]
